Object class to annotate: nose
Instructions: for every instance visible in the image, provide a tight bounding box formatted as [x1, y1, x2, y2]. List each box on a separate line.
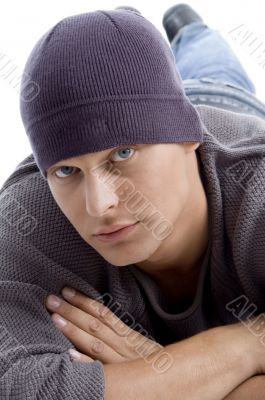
[84, 173, 119, 217]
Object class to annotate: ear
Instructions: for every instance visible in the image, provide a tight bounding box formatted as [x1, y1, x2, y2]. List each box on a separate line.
[184, 142, 201, 153]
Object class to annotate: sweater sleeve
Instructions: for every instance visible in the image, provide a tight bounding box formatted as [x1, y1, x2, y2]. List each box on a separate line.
[0, 155, 106, 399]
[229, 146, 265, 314]
[0, 281, 105, 399]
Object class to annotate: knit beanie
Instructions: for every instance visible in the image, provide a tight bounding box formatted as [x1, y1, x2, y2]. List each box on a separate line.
[19, 9, 205, 180]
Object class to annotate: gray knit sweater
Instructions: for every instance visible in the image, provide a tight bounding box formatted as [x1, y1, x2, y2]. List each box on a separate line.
[1, 104, 265, 398]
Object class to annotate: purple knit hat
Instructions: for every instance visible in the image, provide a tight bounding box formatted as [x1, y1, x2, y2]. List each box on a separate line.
[19, 9, 205, 180]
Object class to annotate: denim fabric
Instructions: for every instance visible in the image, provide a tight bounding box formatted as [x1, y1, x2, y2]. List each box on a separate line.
[170, 21, 265, 120]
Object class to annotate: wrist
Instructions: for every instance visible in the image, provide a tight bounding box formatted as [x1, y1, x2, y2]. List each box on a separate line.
[160, 326, 254, 399]
[216, 322, 259, 377]
[223, 375, 265, 400]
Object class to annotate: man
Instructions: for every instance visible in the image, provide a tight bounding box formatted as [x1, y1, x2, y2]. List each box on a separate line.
[1, 4, 265, 399]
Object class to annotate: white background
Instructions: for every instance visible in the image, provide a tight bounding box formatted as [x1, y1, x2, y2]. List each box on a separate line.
[0, 0, 265, 187]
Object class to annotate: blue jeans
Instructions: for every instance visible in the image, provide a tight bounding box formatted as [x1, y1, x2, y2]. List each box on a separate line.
[170, 22, 265, 120]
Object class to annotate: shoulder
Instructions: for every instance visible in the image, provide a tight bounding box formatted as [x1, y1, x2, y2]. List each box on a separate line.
[0, 154, 103, 284]
[0, 153, 61, 238]
[195, 104, 265, 146]
[196, 106, 265, 309]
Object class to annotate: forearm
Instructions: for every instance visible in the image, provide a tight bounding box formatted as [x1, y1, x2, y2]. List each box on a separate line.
[103, 325, 255, 400]
[223, 375, 265, 400]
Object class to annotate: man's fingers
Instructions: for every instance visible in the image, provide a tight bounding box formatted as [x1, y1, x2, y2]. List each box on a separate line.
[61, 288, 131, 332]
[69, 348, 94, 363]
[57, 316, 125, 363]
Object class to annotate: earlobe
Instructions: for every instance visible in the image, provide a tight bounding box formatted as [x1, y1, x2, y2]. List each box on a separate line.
[185, 142, 201, 153]
[193, 142, 201, 151]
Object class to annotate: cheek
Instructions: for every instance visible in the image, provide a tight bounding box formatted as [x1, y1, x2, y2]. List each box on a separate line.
[154, 168, 190, 219]
[131, 174, 172, 223]
[172, 180, 190, 218]
[170, 168, 190, 205]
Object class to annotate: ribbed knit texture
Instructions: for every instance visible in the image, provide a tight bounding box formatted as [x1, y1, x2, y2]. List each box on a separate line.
[1, 104, 265, 397]
[19, 9, 205, 179]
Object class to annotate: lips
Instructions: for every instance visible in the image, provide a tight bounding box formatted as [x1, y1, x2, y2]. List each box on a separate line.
[94, 223, 137, 235]
[94, 222, 139, 243]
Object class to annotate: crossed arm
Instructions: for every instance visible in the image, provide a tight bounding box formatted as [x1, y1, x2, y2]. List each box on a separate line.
[103, 326, 264, 400]
[45, 287, 265, 399]
[223, 375, 265, 400]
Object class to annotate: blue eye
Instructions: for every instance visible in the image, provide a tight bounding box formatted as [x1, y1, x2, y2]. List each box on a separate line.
[54, 166, 78, 178]
[111, 147, 135, 162]
[54, 147, 135, 179]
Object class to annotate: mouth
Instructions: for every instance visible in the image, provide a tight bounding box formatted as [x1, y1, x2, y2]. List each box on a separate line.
[94, 221, 139, 243]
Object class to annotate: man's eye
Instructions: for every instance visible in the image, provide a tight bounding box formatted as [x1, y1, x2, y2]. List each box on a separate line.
[110, 147, 135, 162]
[53, 147, 135, 178]
[54, 166, 78, 178]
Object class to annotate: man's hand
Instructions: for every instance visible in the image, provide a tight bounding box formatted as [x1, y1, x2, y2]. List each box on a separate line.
[45, 287, 162, 364]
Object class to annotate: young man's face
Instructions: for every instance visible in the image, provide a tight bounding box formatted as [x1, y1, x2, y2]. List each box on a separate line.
[47, 142, 201, 268]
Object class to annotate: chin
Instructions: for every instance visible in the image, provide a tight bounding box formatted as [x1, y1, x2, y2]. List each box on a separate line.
[90, 234, 160, 266]
[101, 252, 146, 267]
[102, 256, 135, 267]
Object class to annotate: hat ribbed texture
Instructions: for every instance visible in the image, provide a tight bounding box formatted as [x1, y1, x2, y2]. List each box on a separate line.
[19, 9, 205, 179]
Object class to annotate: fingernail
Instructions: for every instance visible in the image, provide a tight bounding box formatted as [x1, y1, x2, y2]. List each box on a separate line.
[47, 295, 61, 308]
[62, 287, 76, 299]
[69, 349, 81, 360]
[53, 316, 67, 328]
